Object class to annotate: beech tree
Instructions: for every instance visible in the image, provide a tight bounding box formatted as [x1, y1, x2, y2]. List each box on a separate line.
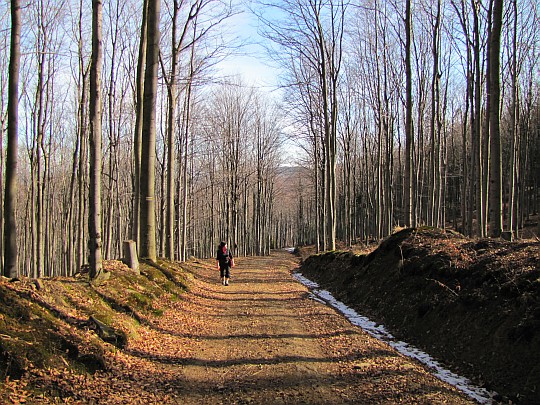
[3, 0, 21, 278]
[139, 0, 160, 262]
[404, 0, 413, 228]
[132, 0, 148, 247]
[88, 0, 103, 279]
[487, 0, 503, 238]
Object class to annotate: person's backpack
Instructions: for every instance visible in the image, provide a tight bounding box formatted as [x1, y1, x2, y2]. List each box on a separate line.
[219, 248, 230, 265]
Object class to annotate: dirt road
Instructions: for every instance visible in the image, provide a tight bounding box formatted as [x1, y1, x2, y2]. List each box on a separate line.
[160, 251, 475, 404]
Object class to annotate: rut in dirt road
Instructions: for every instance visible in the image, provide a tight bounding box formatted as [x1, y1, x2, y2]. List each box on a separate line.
[171, 251, 476, 404]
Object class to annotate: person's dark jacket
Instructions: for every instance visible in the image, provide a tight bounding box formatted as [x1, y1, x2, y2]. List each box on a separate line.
[216, 247, 232, 268]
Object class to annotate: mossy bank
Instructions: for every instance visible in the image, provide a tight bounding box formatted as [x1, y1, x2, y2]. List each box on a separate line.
[0, 258, 192, 402]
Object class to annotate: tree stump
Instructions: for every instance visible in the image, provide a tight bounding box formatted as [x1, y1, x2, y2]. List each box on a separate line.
[122, 240, 140, 274]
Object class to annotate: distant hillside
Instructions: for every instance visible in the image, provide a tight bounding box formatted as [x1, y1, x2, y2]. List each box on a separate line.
[274, 165, 310, 209]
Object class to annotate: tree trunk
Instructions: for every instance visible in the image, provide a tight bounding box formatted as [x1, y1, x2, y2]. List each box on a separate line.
[451, 0, 472, 235]
[404, 0, 414, 228]
[89, 0, 103, 280]
[165, 0, 178, 261]
[0, 104, 4, 275]
[66, 37, 85, 275]
[471, 0, 484, 237]
[34, 1, 47, 277]
[429, 0, 441, 227]
[132, 0, 148, 247]
[74, 0, 89, 273]
[508, 0, 519, 237]
[3, 0, 21, 278]
[139, 0, 161, 262]
[487, 0, 503, 238]
[180, 37, 196, 262]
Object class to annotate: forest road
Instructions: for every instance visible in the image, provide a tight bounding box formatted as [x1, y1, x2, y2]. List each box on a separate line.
[170, 250, 475, 404]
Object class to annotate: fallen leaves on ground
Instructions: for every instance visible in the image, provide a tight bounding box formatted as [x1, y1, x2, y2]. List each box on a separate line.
[1, 252, 476, 404]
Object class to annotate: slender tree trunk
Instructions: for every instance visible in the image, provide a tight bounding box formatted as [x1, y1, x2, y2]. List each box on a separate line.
[471, 0, 484, 237]
[463, 72, 471, 234]
[35, 4, 46, 278]
[181, 81, 193, 262]
[0, 113, 4, 275]
[105, 7, 120, 260]
[159, 155, 165, 256]
[3, 0, 21, 278]
[508, 0, 518, 236]
[404, 0, 414, 228]
[314, 129, 321, 252]
[180, 34, 196, 262]
[132, 0, 148, 247]
[74, 0, 89, 271]
[77, 104, 87, 274]
[428, 0, 441, 227]
[377, 122, 383, 239]
[89, 0, 103, 279]
[66, 57, 83, 275]
[165, 0, 178, 260]
[452, 0, 472, 235]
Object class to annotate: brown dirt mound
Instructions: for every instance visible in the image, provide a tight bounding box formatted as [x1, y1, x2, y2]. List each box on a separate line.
[299, 227, 540, 404]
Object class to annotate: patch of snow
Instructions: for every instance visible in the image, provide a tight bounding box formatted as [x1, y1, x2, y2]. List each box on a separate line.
[284, 247, 296, 253]
[293, 273, 320, 289]
[308, 293, 326, 304]
[293, 272, 496, 404]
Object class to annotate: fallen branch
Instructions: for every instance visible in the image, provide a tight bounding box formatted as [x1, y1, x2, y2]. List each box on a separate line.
[426, 278, 459, 296]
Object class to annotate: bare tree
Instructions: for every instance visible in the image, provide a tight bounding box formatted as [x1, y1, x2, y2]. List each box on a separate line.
[132, 0, 148, 248]
[88, 0, 103, 279]
[487, 0, 503, 237]
[3, 0, 21, 278]
[403, 0, 414, 228]
[139, 0, 160, 262]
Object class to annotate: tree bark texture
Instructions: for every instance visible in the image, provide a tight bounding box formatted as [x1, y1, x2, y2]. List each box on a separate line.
[488, 0, 503, 237]
[132, 0, 148, 247]
[89, 0, 103, 279]
[139, 0, 161, 262]
[3, 0, 21, 278]
[404, 0, 414, 228]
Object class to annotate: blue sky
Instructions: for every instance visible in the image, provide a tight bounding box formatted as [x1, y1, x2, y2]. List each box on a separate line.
[217, 3, 282, 91]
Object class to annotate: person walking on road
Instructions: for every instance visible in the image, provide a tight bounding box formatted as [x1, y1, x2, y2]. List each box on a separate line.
[216, 241, 234, 286]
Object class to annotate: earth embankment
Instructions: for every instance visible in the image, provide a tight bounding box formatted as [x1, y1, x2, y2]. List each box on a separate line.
[299, 227, 540, 403]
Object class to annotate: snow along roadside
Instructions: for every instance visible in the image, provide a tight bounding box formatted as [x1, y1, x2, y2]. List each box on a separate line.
[292, 272, 496, 404]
